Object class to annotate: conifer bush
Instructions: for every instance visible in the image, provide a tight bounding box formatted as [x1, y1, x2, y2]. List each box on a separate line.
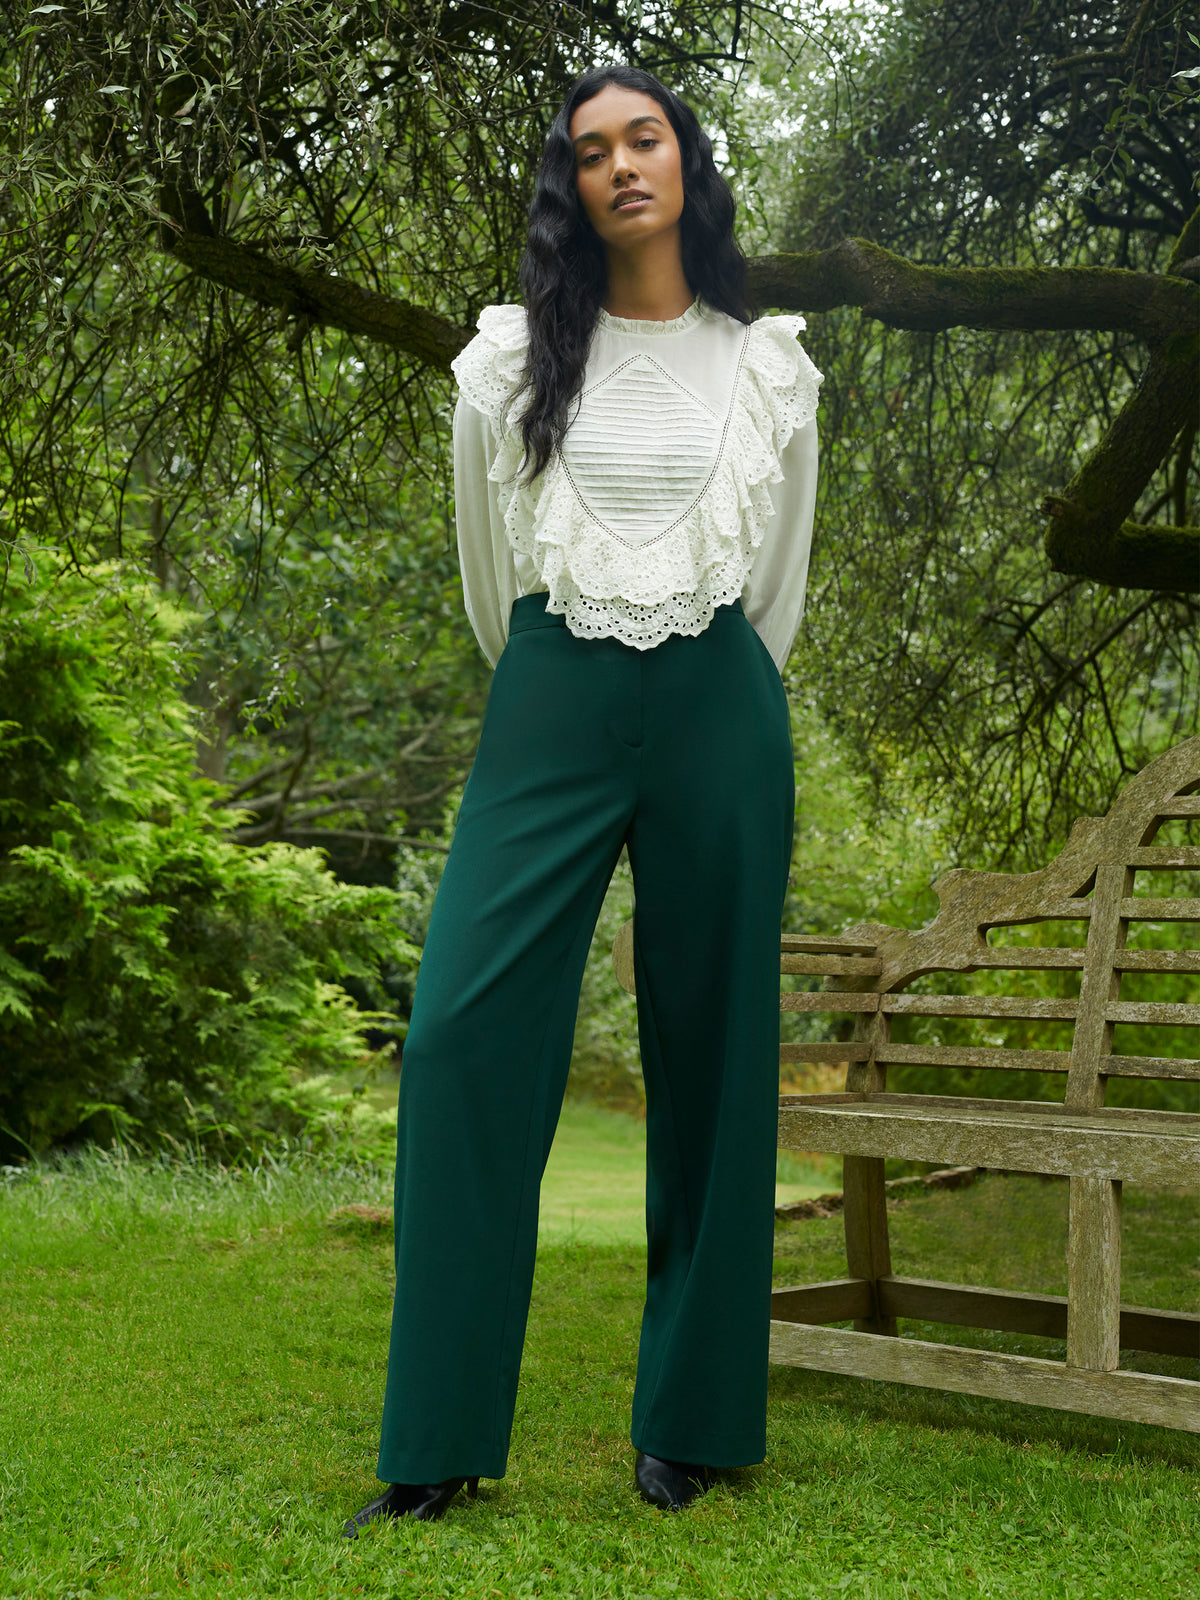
[0, 567, 415, 1160]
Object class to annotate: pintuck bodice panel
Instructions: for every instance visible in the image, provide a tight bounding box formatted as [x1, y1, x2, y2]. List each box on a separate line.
[561, 350, 728, 547]
[450, 298, 823, 664]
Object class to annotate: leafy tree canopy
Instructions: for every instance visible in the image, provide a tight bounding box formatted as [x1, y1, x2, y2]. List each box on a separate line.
[0, 0, 1195, 871]
[766, 0, 1198, 856]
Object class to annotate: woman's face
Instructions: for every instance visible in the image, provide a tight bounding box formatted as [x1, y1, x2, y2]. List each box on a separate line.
[569, 84, 685, 253]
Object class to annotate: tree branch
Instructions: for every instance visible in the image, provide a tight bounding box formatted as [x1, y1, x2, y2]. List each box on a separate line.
[162, 231, 1199, 591]
[1048, 0, 1157, 73]
[164, 231, 468, 371]
[165, 232, 1196, 366]
[1079, 199, 1179, 238]
[217, 764, 390, 814]
[1042, 323, 1199, 592]
[746, 239, 1193, 340]
[230, 827, 451, 853]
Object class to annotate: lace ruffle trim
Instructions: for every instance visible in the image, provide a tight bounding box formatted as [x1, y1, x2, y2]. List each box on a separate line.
[451, 306, 823, 651]
[450, 304, 529, 432]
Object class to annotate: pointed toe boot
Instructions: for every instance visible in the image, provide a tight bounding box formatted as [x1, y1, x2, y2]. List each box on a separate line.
[634, 1451, 713, 1512]
[342, 1475, 480, 1537]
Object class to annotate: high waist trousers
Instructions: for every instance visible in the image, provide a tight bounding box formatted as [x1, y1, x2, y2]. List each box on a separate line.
[377, 593, 794, 1484]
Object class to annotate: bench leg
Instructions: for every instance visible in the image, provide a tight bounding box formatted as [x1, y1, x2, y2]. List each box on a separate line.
[1067, 1176, 1122, 1371]
[841, 1012, 897, 1334]
[843, 1156, 898, 1335]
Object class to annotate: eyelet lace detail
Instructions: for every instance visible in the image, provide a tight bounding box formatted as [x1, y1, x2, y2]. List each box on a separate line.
[451, 305, 529, 432]
[450, 304, 823, 651]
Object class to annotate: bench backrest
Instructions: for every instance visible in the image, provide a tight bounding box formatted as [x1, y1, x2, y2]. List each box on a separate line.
[788, 737, 1200, 1111]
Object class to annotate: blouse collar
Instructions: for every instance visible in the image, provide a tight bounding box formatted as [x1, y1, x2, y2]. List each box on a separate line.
[595, 298, 706, 336]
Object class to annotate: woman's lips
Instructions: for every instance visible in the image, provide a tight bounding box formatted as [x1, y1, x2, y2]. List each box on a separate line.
[613, 192, 651, 210]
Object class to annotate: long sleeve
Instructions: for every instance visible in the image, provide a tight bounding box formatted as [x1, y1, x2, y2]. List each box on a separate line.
[453, 394, 521, 668]
[741, 416, 819, 673]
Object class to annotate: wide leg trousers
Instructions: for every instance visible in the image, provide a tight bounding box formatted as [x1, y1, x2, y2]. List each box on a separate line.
[377, 593, 794, 1484]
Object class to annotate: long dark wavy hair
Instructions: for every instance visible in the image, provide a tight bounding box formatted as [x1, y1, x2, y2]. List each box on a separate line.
[513, 64, 756, 480]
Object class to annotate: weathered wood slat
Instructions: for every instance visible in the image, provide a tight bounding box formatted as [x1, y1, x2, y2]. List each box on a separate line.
[988, 900, 1094, 923]
[875, 1044, 1072, 1072]
[1126, 847, 1200, 867]
[781, 935, 879, 955]
[779, 1041, 873, 1064]
[921, 946, 1200, 973]
[781, 953, 883, 976]
[843, 1155, 897, 1335]
[1104, 1054, 1200, 1080]
[1106, 1000, 1200, 1025]
[779, 1092, 863, 1106]
[841, 1011, 898, 1334]
[1067, 858, 1127, 1110]
[1120, 897, 1200, 921]
[776, 1101, 1195, 1183]
[611, 920, 635, 995]
[882, 994, 1079, 1020]
[771, 1279, 873, 1324]
[1120, 1304, 1200, 1355]
[767, 1323, 1200, 1431]
[865, 1093, 1191, 1128]
[1113, 949, 1200, 973]
[873, 1047, 1200, 1083]
[780, 992, 880, 1014]
[866, 1277, 1200, 1358]
[967, 946, 1086, 969]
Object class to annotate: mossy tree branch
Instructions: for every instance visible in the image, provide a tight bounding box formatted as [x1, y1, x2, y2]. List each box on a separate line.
[163, 230, 1200, 593]
[1041, 324, 1199, 593]
[748, 238, 1195, 341]
[166, 232, 468, 373]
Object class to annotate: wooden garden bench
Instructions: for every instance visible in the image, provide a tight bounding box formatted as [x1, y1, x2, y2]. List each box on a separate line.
[615, 736, 1200, 1431]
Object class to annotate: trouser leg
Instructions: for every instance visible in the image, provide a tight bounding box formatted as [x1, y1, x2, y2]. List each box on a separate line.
[376, 612, 635, 1484]
[627, 607, 794, 1467]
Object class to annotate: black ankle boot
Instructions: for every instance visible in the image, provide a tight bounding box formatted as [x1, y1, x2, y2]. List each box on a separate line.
[342, 1475, 480, 1537]
[634, 1451, 713, 1511]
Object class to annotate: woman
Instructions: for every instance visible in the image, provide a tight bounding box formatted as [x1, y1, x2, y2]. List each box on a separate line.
[344, 62, 821, 1534]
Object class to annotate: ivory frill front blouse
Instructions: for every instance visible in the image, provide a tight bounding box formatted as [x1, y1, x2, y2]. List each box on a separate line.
[450, 298, 823, 670]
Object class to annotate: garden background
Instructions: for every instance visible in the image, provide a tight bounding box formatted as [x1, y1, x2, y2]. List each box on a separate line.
[1, 3, 1197, 1596]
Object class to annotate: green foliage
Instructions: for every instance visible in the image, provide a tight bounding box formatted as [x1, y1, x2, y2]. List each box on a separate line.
[756, 0, 1199, 864]
[198, 470, 490, 886]
[0, 0, 1193, 1139]
[0, 565, 416, 1160]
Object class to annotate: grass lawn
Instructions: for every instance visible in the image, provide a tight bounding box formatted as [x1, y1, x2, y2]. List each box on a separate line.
[539, 1104, 840, 1242]
[0, 1112, 1196, 1600]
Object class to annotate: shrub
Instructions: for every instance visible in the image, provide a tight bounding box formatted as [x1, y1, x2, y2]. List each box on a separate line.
[0, 566, 416, 1160]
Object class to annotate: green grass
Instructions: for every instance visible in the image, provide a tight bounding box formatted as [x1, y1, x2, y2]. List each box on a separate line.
[1, 1130, 1197, 1600]
[324, 1090, 844, 1244]
[539, 1103, 840, 1243]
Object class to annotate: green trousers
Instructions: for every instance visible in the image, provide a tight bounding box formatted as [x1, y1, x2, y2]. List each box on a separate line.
[377, 593, 794, 1484]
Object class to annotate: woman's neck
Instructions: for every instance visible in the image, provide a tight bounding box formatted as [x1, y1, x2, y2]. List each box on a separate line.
[602, 230, 693, 322]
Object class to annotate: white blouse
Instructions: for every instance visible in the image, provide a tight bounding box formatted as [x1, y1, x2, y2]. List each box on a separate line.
[450, 298, 822, 671]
